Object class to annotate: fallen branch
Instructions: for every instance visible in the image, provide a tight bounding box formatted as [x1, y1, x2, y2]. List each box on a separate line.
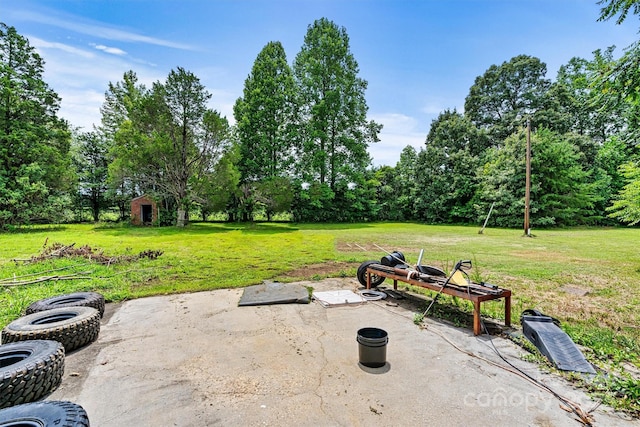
[0, 263, 89, 283]
[0, 271, 93, 287]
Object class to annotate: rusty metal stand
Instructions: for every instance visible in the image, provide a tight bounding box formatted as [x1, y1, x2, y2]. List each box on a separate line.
[366, 266, 511, 336]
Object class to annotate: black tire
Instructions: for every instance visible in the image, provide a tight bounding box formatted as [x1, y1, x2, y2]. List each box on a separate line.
[357, 260, 386, 287]
[2, 307, 100, 353]
[416, 265, 447, 277]
[0, 340, 65, 409]
[380, 251, 405, 267]
[26, 292, 105, 318]
[0, 400, 89, 426]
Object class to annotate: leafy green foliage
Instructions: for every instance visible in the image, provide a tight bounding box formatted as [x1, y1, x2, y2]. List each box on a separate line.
[293, 18, 381, 189]
[254, 177, 295, 221]
[464, 55, 551, 141]
[234, 41, 297, 183]
[72, 131, 110, 221]
[105, 68, 230, 226]
[598, 0, 640, 24]
[0, 23, 73, 228]
[607, 161, 640, 224]
[555, 49, 626, 143]
[4, 20, 640, 229]
[413, 110, 486, 223]
[477, 128, 596, 227]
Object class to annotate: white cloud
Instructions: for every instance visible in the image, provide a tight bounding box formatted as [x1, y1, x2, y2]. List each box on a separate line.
[420, 96, 465, 117]
[29, 36, 95, 59]
[31, 35, 167, 131]
[92, 43, 127, 56]
[14, 9, 196, 50]
[369, 113, 426, 167]
[57, 89, 105, 130]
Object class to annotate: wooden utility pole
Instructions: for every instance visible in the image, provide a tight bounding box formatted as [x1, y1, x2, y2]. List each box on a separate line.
[524, 119, 531, 237]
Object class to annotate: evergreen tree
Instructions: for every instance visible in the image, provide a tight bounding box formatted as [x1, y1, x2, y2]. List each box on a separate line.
[233, 41, 297, 220]
[72, 131, 110, 221]
[234, 41, 297, 181]
[0, 23, 73, 227]
[293, 18, 381, 189]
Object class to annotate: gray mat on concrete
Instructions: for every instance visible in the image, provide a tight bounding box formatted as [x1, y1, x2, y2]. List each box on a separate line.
[238, 281, 310, 306]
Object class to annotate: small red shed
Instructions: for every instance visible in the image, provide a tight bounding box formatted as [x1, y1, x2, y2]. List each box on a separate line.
[131, 195, 158, 225]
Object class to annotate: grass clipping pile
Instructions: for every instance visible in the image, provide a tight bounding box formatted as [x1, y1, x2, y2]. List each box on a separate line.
[1, 241, 163, 287]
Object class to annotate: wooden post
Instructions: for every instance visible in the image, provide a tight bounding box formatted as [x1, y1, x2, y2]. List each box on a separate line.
[478, 202, 495, 234]
[524, 119, 531, 237]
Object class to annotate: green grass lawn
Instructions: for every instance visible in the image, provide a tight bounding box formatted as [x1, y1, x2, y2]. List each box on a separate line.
[2, 222, 639, 335]
[1, 221, 639, 413]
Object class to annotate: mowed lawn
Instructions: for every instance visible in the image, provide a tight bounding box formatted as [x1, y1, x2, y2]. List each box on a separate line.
[1, 222, 639, 364]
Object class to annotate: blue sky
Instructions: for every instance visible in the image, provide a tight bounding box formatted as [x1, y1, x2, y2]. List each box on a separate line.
[2, 0, 638, 166]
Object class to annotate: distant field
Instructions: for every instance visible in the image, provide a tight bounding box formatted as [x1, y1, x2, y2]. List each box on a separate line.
[1, 222, 639, 365]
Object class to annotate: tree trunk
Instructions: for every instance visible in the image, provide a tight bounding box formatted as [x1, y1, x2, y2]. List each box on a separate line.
[177, 208, 187, 227]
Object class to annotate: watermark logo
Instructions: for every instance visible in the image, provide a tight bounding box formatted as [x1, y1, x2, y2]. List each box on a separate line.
[463, 387, 553, 415]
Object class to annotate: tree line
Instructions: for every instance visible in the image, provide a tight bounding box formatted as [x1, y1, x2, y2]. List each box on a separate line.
[1, 3, 640, 228]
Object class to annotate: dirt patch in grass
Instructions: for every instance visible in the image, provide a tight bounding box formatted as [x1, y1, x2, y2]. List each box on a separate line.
[277, 261, 359, 280]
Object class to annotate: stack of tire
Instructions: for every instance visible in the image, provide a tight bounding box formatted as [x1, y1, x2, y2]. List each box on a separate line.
[0, 292, 104, 426]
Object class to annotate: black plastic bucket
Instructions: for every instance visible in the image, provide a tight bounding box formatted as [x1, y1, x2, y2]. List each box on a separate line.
[357, 327, 388, 368]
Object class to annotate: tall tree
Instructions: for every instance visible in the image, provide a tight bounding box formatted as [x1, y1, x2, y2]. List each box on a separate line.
[477, 128, 595, 227]
[154, 69, 230, 226]
[464, 55, 551, 143]
[596, 0, 640, 225]
[234, 41, 297, 182]
[72, 131, 110, 221]
[414, 110, 485, 223]
[0, 23, 72, 227]
[100, 70, 147, 219]
[293, 18, 381, 189]
[233, 41, 297, 220]
[106, 68, 229, 226]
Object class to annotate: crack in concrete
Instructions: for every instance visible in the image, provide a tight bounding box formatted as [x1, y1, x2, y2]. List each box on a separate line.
[298, 304, 333, 422]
